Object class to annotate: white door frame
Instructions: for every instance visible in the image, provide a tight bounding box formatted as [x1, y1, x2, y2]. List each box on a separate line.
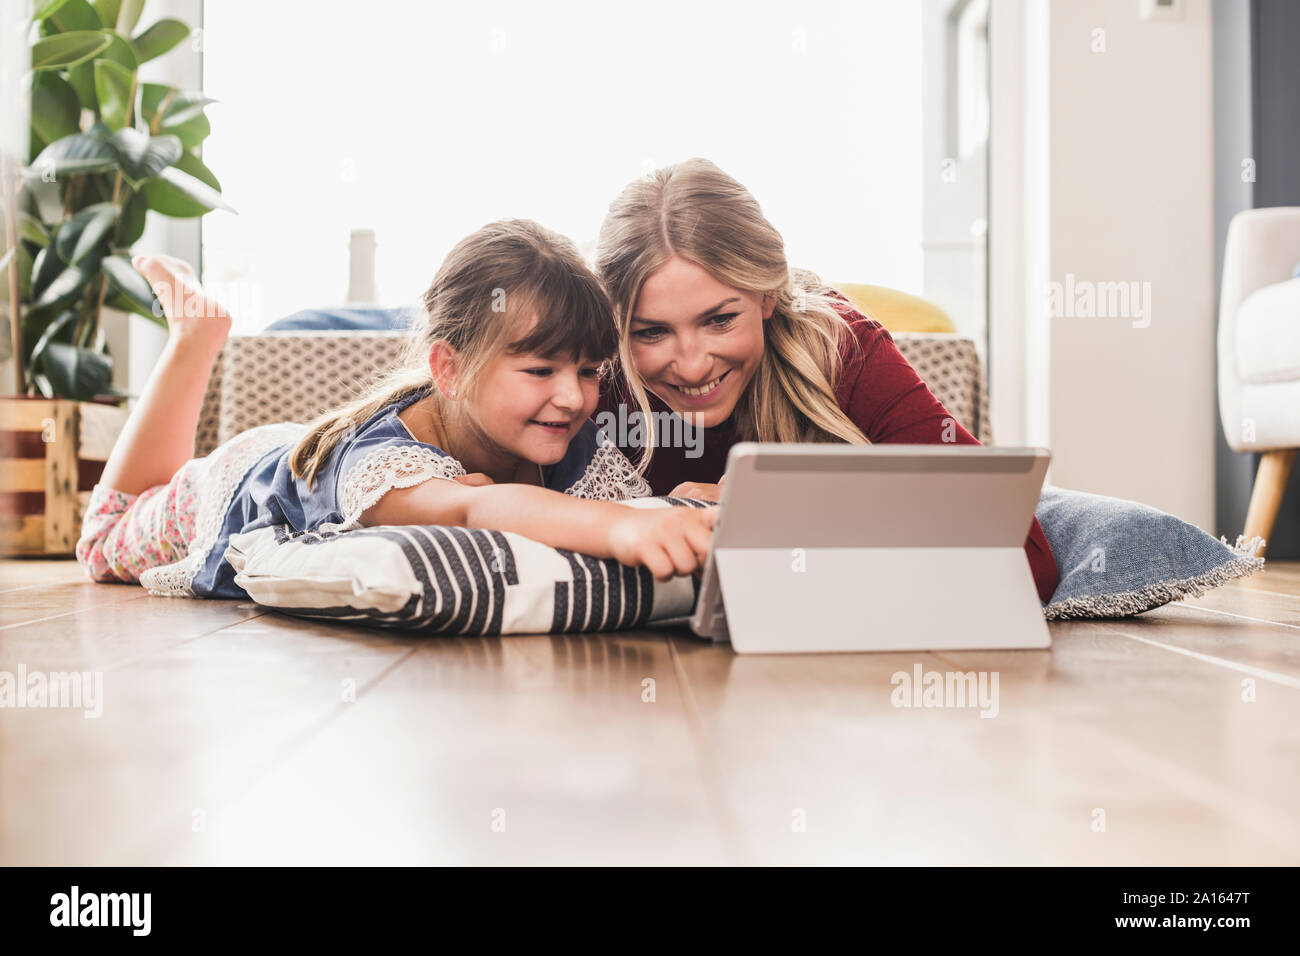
[987, 0, 1050, 450]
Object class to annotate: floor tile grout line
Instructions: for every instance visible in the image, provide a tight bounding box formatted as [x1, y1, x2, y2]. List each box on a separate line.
[100, 610, 273, 674]
[1166, 601, 1300, 632]
[665, 634, 756, 866]
[139, 642, 424, 864]
[1102, 626, 1300, 690]
[1222, 583, 1300, 602]
[0, 599, 149, 631]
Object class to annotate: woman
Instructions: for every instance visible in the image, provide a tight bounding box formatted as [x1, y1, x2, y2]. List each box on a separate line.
[593, 158, 1058, 602]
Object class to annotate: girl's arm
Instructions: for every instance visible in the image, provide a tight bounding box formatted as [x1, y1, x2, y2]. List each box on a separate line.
[362, 477, 716, 581]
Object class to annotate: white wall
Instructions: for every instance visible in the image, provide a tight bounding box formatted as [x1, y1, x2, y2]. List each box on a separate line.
[1044, 0, 1215, 528]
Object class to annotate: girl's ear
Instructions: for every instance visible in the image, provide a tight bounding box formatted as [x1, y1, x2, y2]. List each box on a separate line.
[428, 341, 462, 398]
[761, 292, 777, 320]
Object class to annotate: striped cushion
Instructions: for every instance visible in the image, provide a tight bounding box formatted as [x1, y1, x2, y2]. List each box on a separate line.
[223, 497, 711, 635]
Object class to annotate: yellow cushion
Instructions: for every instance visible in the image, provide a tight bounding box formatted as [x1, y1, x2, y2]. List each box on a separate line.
[831, 282, 956, 334]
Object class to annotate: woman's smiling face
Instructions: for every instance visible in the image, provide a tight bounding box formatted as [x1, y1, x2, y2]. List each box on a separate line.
[629, 256, 772, 428]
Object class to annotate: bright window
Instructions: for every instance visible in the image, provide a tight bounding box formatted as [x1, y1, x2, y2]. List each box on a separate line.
[201, 0, 924, 332]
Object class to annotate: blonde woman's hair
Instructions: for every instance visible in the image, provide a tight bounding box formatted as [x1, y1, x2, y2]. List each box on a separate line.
[289, 219, 618, 489]
[594, 157, 869, 472]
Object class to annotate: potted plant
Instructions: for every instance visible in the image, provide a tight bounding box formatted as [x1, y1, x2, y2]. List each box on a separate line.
[1, 0, 232, 555]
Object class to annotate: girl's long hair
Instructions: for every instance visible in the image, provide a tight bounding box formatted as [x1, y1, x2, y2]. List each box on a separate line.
[289, 219, 618, 489]
[595, 157, 869, 472]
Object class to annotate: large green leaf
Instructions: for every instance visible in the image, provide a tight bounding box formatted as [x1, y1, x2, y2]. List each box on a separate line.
[101, 254, 161, 317]
[132, 18, 190, 63]
[66, 59, 98, 112]
[28, 310, 79, 369]
[110, 128, 182, 186]
[161, 109, 207, 148]
[32, 30, 111, 70]
[40, 341, 113, 401]
[38, 0, 99, 34]
[27, 131, 118, 179]
[18, 214, 51, 248]
[31, 256, 97, 310]
[143, 160, 234, 217]
[29, 245, 65, 300]
[90, 0, 119, 28]
[114, 0, 144, 34]
[176, 149, 220, 191]
[96, 29, 139, 71]
[56, 27, 137, 117]
[55, 202, 118, 264]
[104, 288, 165, 326]
[30, 72, 82, 156]
[140, 83, 215, 128]
[139, 82, 212, 145]
[115, 189, 147, 247]
[33, 0, 76, 21]
[93, 59, 135, 130]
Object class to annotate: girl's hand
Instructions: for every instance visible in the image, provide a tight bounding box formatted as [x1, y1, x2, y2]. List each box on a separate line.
[670, 480, 723, 503]
[607, 506, 718, 581]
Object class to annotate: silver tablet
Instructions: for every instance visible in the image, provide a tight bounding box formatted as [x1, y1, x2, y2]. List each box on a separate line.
[689, 443, 1052, 654]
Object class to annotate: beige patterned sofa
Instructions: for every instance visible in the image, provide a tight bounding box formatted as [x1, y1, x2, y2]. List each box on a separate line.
[194, 330, 991, 457]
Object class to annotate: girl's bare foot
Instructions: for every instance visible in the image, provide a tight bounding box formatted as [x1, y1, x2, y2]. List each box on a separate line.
[133, 254, 232, 353]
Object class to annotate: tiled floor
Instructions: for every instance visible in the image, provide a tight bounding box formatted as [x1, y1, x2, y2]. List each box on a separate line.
[2, 558, 1298, 864]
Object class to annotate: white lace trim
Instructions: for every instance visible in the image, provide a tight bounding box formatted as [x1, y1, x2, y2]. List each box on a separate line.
[563, 433, 652, 500]
[139, 422, 309, 598]
[320, 443, 467, 534]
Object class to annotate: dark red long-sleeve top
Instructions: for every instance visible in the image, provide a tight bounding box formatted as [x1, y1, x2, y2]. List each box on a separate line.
[595, 296, 1060, 603]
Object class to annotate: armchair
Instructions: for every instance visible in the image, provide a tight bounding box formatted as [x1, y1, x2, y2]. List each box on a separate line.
[1218, 206, 1300, 554]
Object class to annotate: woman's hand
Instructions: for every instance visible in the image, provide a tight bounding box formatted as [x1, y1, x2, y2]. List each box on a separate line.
[452, 472, 495, 487]
[607, 506, 717, 581]
[669, 472, 727, 503]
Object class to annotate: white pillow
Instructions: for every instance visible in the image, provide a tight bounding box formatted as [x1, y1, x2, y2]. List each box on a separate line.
[223, 497, 710, 635]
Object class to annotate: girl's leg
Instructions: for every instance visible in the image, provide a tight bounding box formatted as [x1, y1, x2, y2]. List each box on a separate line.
[77, 457, 201, 582]
[97, 256, 233, 495]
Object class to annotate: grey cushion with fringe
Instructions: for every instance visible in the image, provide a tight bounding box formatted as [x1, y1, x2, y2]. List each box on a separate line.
[223, 496, 711, 635]
[1035, 484, 1265, 620]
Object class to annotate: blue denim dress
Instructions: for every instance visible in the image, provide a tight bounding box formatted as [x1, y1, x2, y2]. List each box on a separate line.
[138, 385, 650, 599]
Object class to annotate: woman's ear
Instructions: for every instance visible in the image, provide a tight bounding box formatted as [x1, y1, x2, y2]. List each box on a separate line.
[428, 341, 462, 398]
[761, 292, 777, 320]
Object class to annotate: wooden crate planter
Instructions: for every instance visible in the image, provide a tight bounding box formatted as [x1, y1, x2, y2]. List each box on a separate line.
[0, 397, 129, 556]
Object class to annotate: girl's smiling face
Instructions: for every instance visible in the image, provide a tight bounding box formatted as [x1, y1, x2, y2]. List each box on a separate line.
[471, 346, 602, 465]
[424, 312, 604, 475]
[629, 256, 772, 428]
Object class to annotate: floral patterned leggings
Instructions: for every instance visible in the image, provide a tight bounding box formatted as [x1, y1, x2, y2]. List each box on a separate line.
[75, 456, 206, 583]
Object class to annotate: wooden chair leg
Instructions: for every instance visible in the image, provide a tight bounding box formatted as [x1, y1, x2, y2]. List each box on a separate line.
[1244, 449, 1298, 555]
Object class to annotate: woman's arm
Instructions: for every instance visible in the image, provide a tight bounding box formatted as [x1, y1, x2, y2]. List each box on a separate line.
[362, 477, 716, 581]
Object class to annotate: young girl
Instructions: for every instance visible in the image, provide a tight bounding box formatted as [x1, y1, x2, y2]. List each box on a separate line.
[76, 220, 716, 599]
